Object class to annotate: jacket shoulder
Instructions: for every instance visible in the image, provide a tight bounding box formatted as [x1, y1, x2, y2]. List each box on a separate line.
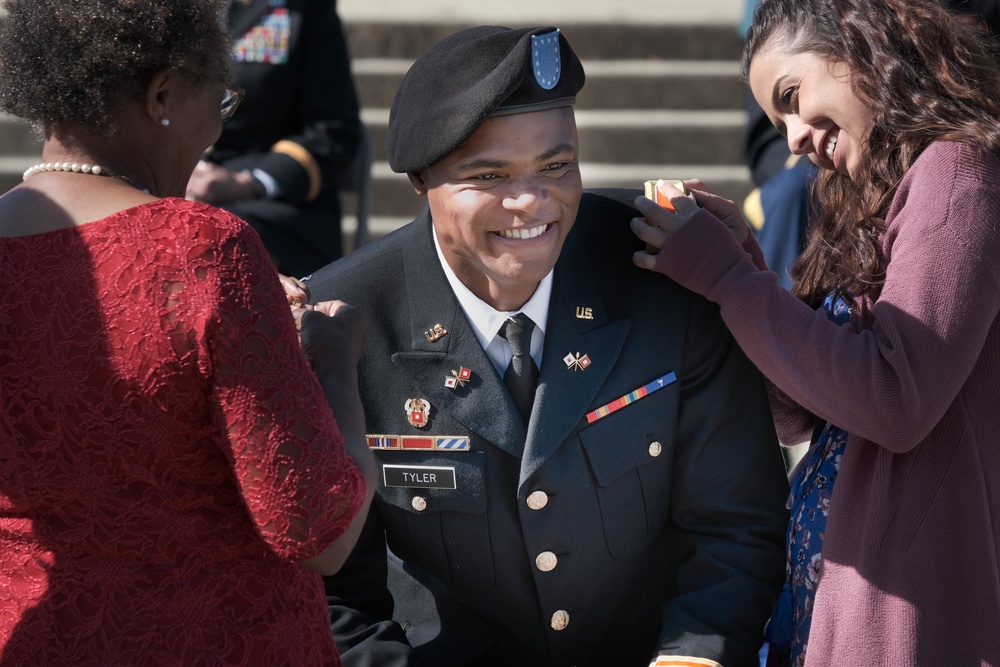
[304, 214, 426, 302]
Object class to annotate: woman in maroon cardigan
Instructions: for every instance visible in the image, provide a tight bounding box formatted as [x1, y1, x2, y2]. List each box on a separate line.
[632, 0, 1000, 665]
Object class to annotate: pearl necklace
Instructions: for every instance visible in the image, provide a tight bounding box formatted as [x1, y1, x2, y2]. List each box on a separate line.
[22, 161, 149, 193]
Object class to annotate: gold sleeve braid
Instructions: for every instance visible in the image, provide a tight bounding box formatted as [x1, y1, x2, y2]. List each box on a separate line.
[649, 657, 724, 667]
[271, 140, 322, 202]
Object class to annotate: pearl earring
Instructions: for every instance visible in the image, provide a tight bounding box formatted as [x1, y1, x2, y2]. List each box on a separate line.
[160, 118, 170, 126]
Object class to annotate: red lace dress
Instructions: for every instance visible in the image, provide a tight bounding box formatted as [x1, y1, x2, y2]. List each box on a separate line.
[0, 198, 365, 665]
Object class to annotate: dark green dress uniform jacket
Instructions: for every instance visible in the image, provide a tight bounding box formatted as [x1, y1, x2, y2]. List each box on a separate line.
[212, 0, 360, 276]
[306, 190, 789, 667]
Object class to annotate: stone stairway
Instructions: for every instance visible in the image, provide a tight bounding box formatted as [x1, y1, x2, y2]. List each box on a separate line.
[0, 17, 751, 252]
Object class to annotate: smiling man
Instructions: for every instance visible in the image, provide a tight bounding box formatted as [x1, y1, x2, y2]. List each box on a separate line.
[303, 25, 788, 667]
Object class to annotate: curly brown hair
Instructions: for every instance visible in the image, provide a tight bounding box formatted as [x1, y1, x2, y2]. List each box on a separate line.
[0, 0, 233, 134]
[742, 0, 1000, 307]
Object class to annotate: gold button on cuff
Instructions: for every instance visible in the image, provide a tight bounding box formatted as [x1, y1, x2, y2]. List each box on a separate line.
[526, 490, 549, 510]
[535, 551, 558, 572]
[550, 609, 570, 631]
[648, 441, 662, 457]
[411, 496, 427, 511]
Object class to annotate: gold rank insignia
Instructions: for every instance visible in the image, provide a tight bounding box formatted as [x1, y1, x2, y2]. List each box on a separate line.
[405, 398, 431, 428]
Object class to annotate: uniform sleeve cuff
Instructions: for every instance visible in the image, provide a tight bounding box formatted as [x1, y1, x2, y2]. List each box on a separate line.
[251, 168, 281, 199]
[649, 656, 723, 667]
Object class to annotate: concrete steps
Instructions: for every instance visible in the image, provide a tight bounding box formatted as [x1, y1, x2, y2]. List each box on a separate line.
[0, 19, 750, 252]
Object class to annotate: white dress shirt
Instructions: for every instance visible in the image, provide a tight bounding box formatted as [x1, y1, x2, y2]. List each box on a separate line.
[433, 229, 551, 376]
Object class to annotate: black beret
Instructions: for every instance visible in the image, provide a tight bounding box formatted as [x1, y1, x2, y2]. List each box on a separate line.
[386, 25, 586, 173]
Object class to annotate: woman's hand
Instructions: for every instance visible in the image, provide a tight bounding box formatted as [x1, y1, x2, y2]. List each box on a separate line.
[631, 179, 751, 270]
[279, 273, 319, 334]
[279, 272, 365, 372]
[299, 301, 367, 379]
[294, 299, 375, 577]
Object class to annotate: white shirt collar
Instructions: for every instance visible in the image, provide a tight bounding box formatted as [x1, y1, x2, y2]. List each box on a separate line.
[433, 226, 551, 374]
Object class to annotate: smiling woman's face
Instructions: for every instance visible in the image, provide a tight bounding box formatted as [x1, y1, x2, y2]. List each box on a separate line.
[749, 38, 874, 180]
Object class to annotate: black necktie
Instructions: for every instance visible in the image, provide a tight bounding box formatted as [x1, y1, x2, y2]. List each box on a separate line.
[499, 313, 539, 424]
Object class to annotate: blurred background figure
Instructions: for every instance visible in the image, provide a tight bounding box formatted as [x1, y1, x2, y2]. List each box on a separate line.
[0, 0, 374, 663]
[186, 0, 362, 277]
[739, 0, 1000, 289]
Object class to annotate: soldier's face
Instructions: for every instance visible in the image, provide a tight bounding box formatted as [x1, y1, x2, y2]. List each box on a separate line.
[410, 107, 583, 311]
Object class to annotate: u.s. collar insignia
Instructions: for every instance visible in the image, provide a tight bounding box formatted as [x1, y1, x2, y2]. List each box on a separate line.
[563, 351, 592, 371]
[405, 398, 431, 428]
[425, 324, 448, 342]
[445, 367, 472, 389]
[531, 29, 562, 90]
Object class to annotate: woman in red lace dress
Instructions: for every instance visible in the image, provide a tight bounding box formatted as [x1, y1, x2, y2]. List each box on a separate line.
[0, 1, 376, 664]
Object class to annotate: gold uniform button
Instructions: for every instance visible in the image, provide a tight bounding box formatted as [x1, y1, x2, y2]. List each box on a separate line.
[411, 496, 427, 511]
[526, 490, 549, 510]
[535, 551, 558, 572]
[648, 441, 662, 457]
[550, 609, 570, 631]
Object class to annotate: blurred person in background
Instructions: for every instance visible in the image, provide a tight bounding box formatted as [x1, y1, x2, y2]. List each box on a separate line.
[0, 0, 374, 664]
[186, 0, 361, 277]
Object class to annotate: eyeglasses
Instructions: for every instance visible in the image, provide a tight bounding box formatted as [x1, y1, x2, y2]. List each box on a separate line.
[220, 87, 245, 122]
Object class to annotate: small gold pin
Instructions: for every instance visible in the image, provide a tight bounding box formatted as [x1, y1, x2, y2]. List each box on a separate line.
[575, 307, 594, 320]
[445, 366, 473, 389]
[563, 351, 592, 371]
[405, 398, 431, 428]
[425, 324, 448, 342]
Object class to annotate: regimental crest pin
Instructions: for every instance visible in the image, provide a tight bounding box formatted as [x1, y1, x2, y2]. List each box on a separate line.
[405, 398, 431, 428]
[531, 29, 562, 90]
[425, 324, 448, 342]
[445, 366, 473, 389]
[563, 351, 592, 371]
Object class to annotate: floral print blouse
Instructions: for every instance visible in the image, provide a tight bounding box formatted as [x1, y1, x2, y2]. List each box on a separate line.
[765, 294, 851, 667]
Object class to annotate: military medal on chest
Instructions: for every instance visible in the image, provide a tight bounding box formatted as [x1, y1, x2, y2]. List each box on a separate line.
[405, 398, 431, 428]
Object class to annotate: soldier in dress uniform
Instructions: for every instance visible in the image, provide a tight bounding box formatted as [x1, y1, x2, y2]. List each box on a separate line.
[186, 0, 360, 277]
[301, 25, 789, 667]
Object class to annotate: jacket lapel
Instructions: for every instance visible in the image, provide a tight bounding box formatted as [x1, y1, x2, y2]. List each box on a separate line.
[390, 214, 528, 458]
[519, 247, 630, 487]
